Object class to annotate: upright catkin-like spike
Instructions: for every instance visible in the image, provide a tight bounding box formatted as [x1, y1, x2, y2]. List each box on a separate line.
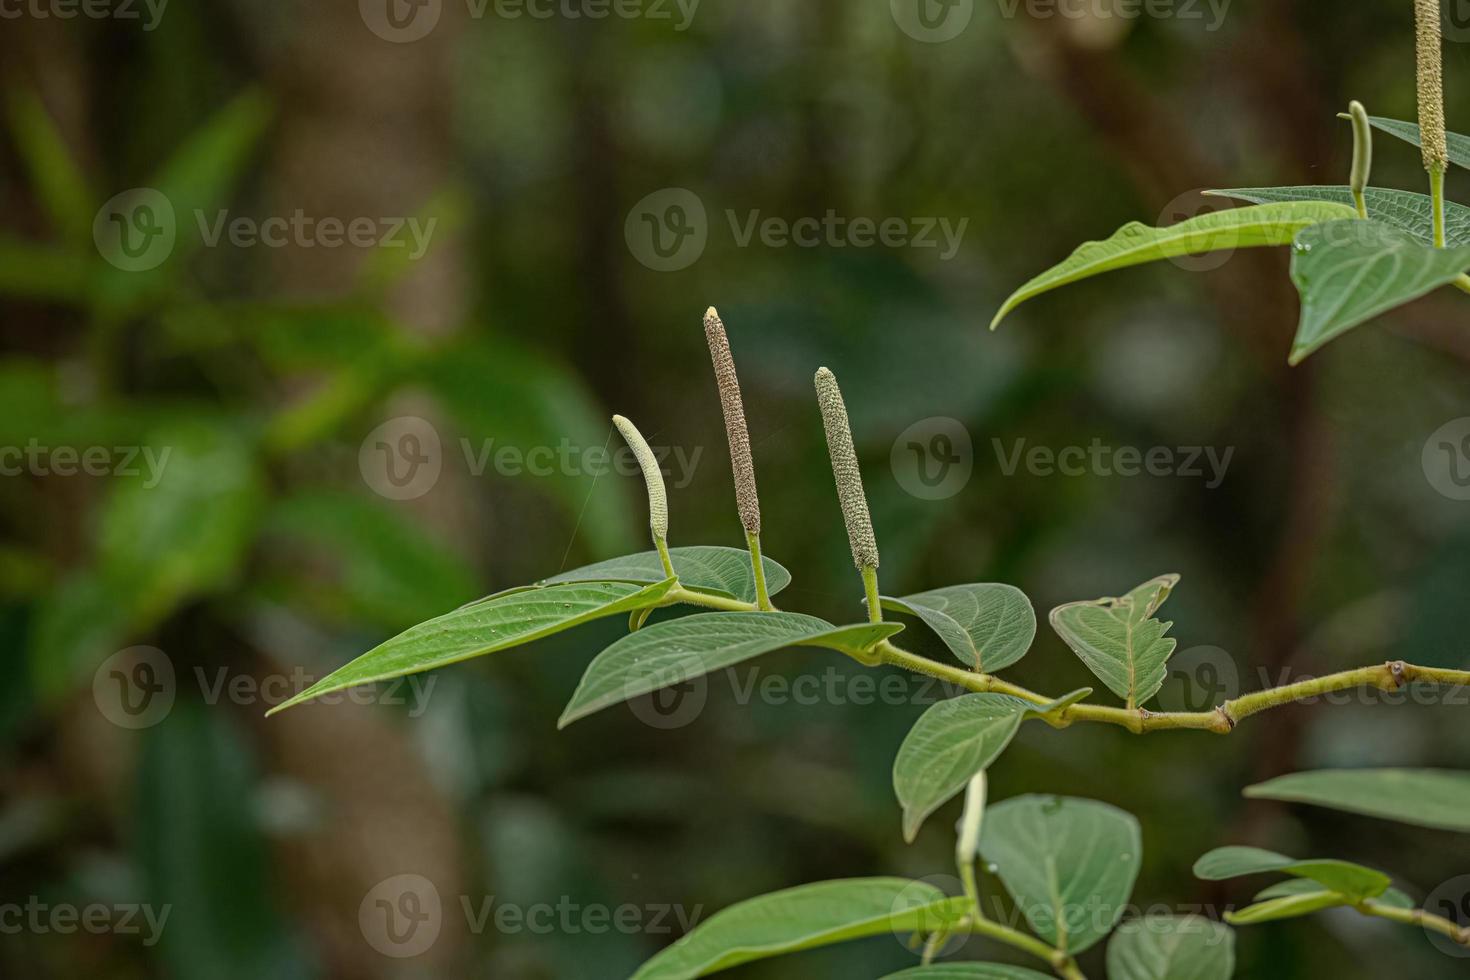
[815, 367, 880, 575]
[1348, 100, 1373, 219]
[1416, 0, 1449, 246]
[612, 415, 669, 542]
[955, 771, 987, 910]
[703, 307, 761, 536]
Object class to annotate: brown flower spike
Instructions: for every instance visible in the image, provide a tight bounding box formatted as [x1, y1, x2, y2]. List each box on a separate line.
[703, 307, 761, 536]
[1415, 0, 1449, 174]
[814, 367, 879, 571]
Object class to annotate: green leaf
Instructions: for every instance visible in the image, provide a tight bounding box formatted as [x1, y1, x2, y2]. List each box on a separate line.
[1049, 574, 1180, 708]
[153, 89, 272, 251]
[883, 967, 1055, 979]
[1106, 915, 1235, 980]
[540, 546, 791, 604]
[559, 612, 904, 728]
[979, 795, 1142, 955]
[1224, 891, 1349, 926]
[990, 202, 1357, 328]
[893, 690, 1091, 843]
[1207, 186, 1470, 247]
[1244, 768, 1470, 832]
[1358, 116, 1470, 172]
[629, 879, 965, 980]
[1288, 219, 1470, 364]
[7, 91, 95, 247]
[266, 579, 676, 716]
[881, 584, 1035, 672]
[1192, 846, 1389, 901]
[1253, 878, 1413, 910]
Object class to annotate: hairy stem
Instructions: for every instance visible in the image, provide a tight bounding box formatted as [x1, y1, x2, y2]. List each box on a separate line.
[746, 531, 774, 611]
[1357, 898, 1470, 946]
[954, 915, 1083, 977]
[862, 566, 883, 624]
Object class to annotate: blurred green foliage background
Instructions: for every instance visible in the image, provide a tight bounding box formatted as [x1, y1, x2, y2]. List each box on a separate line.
[3, 1, 1470, 977]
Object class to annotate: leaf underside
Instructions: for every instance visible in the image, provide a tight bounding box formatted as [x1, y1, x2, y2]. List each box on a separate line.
[882, 966, 1055, 979]
[538, 545, 791, 603]
[1106, 914, 1235, 980]
[1049, 574, 1180, 708]
[1359, 116, 1470, 172]
[881, 583, 1036, 672]
[266, 579, 676, 715]
[990, 201, 1358, 329]
[1208, 186, 1470, 248]
[559, 612, 904, 728]
[1244, 768, 1470, 833]
[1192, 845, 1390, 901]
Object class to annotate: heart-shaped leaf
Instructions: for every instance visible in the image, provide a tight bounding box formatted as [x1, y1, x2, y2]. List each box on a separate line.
[1192, 846, 1390, 901]
[990, 201, 1357, 328]
[1106, 915, 1235, 980]
[893, 690, 1091, 842]
[539, 545, 791, 603]
[1357, 116, 1470, 171]
[1245, 768, 1470, 833]
[979, 795, 1142, 955]
[559, 612, 904, 728]
[881, 584, 1036, 672]
[1208, 186, 1470, 247]
[1288, 219, 1470, 364]
[1049, 575, 1180, 709]
[630, 879, 966, 980]
[883, 967, 1055, 979]
[1224, 890, 1349, 926]
[266, 579, 676, 715]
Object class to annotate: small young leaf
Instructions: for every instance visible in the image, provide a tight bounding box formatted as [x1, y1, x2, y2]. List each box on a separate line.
[893, 691, 1090, 842]
[882, 967, 1055, 979]
[1049, 574, 1180, 708]
[266, 579, 676, 715]
[540, 545, 791, 604]
[629, 879, 965, 980]
[990, 201, 1357, 328]
[979, 795, 1143, 955]
[1253, 878, 1414, 910]
[558, 612, 904, 728]
[881, 584, 1036, 672]
[1208, 186, 1470, 247]
[1192, 846, 1390, 901]
[1106, 914, 1235, 980]
[1244, 768, 1470, 832]
[1224, 891, 1349, 926]
[1357, 116, 1470, 171]
[1288, 219, 1470, 364]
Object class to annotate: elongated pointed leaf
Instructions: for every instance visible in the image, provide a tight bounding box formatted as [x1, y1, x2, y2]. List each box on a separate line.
[630, 879, 965, 980]
[559, 612, 904, 728]
[266, 579, 676, 715]
[540, 546, 791, 603]
[990, 202, 1357, 328]
[1224, 891, 1348, 926]
[1049, 575, 1179, 708]
[1254, 878, 1413, 910]
[881, 584, 1035, 672]
[1359, 116, 1470, 172]
[1244, 768, 1470, 832]
[883, 967, 1054, 979]
[979, 795, 1142, 955]
[1106, 915, 1235, 980]
[1288, 219, 1470, 364]
[1207, 186, 1470, 247]
[1192, 846, 1389, 901]
[894, 690, 1091, 842]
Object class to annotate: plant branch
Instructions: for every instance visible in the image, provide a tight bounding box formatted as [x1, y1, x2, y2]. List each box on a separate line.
[1356, 898, 1470, 946]
[948, 915, 1086, 979]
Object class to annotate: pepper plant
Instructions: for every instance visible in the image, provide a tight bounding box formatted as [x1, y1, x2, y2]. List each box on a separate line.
[268, 5, 1470, 978]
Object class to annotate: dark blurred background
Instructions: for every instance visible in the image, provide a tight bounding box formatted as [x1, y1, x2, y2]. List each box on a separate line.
[4, 1, 1470, 977]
